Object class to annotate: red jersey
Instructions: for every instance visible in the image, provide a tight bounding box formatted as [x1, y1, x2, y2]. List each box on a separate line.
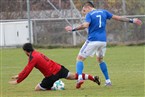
[17, 50, 61, 83]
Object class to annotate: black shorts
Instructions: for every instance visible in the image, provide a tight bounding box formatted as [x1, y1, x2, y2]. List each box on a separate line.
[40, 66, 69, 90]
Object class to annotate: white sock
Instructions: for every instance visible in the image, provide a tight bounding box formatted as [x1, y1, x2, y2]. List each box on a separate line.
[85, 74, 88, 80]
[78, 75, 83, 80]
[106, 79, 111, 83]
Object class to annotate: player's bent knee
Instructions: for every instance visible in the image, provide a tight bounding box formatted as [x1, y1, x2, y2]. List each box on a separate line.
[77, 55, 85, 61]
[66, 72, 76, 80]
[97, 57, 103, 63]
[35, 84, 46, 91]
[35, 85, 41, 91]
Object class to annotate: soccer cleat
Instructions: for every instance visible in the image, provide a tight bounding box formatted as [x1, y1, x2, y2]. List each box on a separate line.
[105, 82, 112, 86]
[94, 76, 101, 85]
[76, 80, 84, 89]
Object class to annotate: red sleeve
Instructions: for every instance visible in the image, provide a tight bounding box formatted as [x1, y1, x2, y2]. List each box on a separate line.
[17, 57, 36, 83]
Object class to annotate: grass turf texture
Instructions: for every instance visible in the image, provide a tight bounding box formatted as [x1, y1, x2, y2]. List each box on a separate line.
[0, 46, 144, 97]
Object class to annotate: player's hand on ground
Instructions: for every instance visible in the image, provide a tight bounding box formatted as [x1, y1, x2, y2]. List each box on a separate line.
[9, 80, 18, 85]
[11, 75, 18, 80]
[133, 18, 142, 26]
[65, 26, 73, 32]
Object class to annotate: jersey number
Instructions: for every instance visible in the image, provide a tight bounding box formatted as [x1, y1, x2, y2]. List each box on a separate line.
[96, 15, 102, 28]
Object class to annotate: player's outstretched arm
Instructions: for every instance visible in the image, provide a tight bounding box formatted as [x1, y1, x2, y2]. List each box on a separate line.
[112, 15, 142, 26]
[65, 22, 90, 32]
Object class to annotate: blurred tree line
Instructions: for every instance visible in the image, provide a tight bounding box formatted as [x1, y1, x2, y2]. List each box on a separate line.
[0, 0, 144, 18]
[0, 0, 70, 12]
[74, 0, 145, 15]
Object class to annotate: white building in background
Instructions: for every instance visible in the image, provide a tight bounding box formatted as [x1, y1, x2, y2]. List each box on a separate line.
[0, 21, 33, 47]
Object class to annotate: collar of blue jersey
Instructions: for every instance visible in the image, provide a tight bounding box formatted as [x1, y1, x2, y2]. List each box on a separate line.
[91, 8, 96, 11]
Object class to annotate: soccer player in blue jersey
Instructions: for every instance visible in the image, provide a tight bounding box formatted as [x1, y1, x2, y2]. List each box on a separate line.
[65, 1, 142, 88]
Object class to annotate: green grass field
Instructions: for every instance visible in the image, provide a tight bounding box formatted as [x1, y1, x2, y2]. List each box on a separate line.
[0, 46, 144, 97]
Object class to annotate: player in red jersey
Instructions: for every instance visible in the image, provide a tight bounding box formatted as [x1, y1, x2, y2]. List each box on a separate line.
[9, 43, 100, 90]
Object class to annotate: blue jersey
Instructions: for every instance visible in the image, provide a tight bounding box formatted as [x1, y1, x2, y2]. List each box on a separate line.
[85, 9, 113, 41]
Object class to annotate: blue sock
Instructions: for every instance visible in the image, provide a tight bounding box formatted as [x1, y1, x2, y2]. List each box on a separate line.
[99, 62, 109, 80]
[76, 61, 84, 76]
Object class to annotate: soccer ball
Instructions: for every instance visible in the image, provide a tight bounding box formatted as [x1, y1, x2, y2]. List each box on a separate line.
[51, 80, 65, 90]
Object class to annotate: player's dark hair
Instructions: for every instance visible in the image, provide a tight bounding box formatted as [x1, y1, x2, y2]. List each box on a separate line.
[23, 43, 34, 52]
[83, 1, 95, 8]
